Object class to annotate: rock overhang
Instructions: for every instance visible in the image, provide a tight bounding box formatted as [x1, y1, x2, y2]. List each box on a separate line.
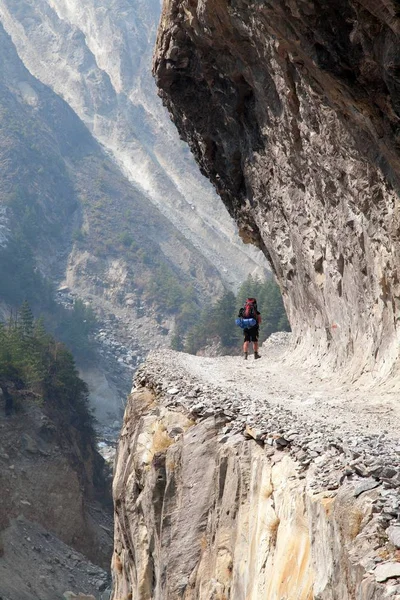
[153, 0, 400, 379]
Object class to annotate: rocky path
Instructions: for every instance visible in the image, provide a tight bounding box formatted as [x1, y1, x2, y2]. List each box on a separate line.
[115, 337, 400, 599]
[136, 335, 400, 500]
[149, 334, 400, 440]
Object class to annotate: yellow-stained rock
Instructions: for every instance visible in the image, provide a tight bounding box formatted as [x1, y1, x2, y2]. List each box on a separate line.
[111, 388, 387, 599]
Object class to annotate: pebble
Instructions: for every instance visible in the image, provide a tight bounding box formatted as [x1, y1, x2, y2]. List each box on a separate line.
[167, 388, 180, 395]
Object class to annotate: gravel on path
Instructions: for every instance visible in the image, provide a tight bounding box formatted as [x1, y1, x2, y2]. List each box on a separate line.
[152, 333, 400, 440]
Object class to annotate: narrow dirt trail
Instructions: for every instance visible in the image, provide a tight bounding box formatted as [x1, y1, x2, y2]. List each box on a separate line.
[167, 338, 400, 440]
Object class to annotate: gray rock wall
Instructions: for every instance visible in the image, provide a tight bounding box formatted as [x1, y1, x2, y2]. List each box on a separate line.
[153, 1, 400, 377]
[0, 397, 112, 570]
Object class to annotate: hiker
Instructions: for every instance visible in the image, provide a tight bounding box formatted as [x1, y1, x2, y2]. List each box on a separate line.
[238, 297, 262, 360]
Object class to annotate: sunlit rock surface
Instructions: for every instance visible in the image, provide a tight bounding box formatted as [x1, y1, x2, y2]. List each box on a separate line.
[111, 354, 396, 599]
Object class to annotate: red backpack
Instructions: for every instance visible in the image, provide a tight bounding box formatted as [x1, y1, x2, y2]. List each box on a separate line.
[243, 298, 257, 319]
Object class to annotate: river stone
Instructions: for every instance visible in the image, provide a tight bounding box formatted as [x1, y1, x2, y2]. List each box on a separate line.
[374, 562, 400, 582]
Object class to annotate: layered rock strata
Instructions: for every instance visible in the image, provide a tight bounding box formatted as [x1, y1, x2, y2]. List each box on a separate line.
[111, 346, 400, 599]
[154, 0, 400, 377]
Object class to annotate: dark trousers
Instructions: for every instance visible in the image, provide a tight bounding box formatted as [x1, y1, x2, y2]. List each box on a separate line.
[244, 326, 259, 342]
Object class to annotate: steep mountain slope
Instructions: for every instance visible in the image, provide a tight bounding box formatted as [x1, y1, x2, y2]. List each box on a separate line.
[0, 0, 268, 290]
[0, 20, 232, 419]
[154, 0, 400, 380]
[0, 367, 113, 599]
[0, 398, 112, 569]
[0, 318, 114, 595]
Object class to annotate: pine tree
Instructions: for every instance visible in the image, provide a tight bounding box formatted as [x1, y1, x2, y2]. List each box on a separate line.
[0, 306, 96, 441]
[213, 290, 237, 347]
[18, 301, 34, 339]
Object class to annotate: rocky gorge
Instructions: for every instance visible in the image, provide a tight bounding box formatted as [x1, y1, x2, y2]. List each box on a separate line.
[108, 2, 400, 598]
[0, 0, 269, 426]
[0, 2, 269, 597]
[3, 0, 400, 598]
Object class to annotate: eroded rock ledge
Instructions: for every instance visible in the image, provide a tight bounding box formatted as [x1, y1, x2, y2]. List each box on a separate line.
[111, 349, 400, 599]
[153, 1, 400, 377]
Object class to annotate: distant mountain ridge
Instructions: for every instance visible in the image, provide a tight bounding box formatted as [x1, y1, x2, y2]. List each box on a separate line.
[0, 0, 268, 290]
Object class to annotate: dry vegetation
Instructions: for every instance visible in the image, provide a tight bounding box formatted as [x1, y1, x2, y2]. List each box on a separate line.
[151, 422, 174, 455]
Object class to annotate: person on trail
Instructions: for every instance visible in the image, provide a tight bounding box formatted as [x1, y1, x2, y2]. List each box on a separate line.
[238, 297, 262, 360]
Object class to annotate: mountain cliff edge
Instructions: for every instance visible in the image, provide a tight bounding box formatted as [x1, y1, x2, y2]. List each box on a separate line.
[111, 340, 400, 599]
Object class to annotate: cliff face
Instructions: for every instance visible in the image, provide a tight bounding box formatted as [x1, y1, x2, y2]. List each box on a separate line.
[0, 384, 114, 599]
[154, 1, 400, 377]
[0, 390, 113, 570]
[111, 347, 400, 599]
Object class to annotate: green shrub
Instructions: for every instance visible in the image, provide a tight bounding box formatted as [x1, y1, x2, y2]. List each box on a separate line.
[118, 231, 134, 247]
[0, 304, 95, 441]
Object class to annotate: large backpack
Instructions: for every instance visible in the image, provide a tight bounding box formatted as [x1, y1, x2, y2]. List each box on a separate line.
[235, 298, 258, 328]
[243, 298, 257, 319]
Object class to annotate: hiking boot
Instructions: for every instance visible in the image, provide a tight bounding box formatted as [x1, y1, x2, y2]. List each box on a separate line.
[254, 352, 261, 360]
[244, 352, 248, 360]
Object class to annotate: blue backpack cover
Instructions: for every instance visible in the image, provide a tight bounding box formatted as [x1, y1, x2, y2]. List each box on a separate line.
[235, 317, 257, 329]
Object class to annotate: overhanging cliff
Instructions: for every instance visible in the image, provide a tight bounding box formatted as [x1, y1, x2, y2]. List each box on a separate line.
[153, 0, 400, 377]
